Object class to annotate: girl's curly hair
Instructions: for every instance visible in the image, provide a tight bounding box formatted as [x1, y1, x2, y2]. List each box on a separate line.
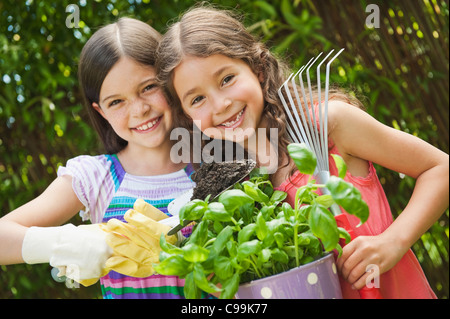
[157, 4, 362, 173]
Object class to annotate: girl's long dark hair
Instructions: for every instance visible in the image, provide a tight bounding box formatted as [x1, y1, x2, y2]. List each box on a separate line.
[157, 5, 364, 172]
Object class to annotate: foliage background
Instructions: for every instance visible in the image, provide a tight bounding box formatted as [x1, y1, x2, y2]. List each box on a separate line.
[0, 0, 448, 299]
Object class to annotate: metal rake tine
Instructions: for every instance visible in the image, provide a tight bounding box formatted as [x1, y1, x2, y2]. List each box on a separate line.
[316, 49, 337, 173]
[305, 52, 329, 171]
[316, 48, 346, 216]
[283, 73, 308, 145]
[287, 64, 313, 147]
[278, 73, 303, 145]
[290, 64, 315, 150]
[323, 48, 345, 171]
[299, 52, 326, 171]
[294, 56, 316, 152]
[279, 49, 345, 179]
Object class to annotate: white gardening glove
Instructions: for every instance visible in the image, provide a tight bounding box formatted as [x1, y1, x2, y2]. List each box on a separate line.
[22, 223, 112, 286]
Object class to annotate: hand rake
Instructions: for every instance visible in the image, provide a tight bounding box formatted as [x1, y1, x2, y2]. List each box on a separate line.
[278, 48, 383, 299]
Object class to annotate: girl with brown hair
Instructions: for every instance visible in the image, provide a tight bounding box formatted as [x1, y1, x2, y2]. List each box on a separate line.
[156, 5, 448, 298]
[0, 17, 196, 299]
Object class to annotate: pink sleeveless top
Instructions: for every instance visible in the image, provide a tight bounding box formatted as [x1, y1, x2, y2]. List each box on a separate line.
[275, 142, 436, 299]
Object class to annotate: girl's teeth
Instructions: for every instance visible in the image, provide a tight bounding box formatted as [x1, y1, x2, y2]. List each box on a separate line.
[137, 118, 159, 131]
[221, 109, 244, 127]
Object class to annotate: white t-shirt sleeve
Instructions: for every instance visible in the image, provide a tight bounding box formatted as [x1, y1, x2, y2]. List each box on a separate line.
[57, 155, 114, 223]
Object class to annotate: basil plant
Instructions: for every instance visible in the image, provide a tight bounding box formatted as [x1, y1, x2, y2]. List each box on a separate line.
[154, 143, 369, 299]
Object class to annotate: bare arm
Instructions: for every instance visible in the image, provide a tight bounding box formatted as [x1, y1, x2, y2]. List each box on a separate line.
[330, 100, 449, 246]
[330, 101, 449, 288]
[0, 175, 84, 264]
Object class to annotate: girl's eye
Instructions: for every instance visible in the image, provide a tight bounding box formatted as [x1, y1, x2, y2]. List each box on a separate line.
[143, 84, 157, 92]
[191, 95, 205, 106]
[109, 99, 122, 107]
[222, 75, 235, 86]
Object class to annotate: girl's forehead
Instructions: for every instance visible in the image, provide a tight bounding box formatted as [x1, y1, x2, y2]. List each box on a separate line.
[175, 54, 245, 73]
[100, 57, 155, 99]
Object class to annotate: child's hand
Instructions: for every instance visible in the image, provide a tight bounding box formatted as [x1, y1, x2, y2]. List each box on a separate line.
[336, 233, 408, 290]
[103, 200, 180, 278]
[22, 223, 112, 286]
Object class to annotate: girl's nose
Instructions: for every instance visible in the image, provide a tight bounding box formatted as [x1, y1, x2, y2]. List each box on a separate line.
[211, 96, 232, 115]
[130, 97, 151, 117]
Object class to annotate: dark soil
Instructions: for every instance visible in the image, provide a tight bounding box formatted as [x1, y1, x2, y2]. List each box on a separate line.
[191, 159, 256, 200]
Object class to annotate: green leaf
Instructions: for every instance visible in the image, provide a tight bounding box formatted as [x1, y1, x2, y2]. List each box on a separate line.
[182, 244, 210, 263]
[326, 176, 369, 224]
[271, 248, 289, 264]
[270, 190, 287, 204]
[266, 218, 284, 232]
[218, 189, 254, 212]
[193, 263, 221, 294]
[258, 248, 272, 264]
[295, 184, 317, 205]
[281, 202, 294, 218]
[254, 1, 277, 17]
[297, 232, 312, 246]
[184, 272, 202, 299]
[214, 256, 234, 280]
[153, 255, 191, 277]
[281, 0, 301, 28]
[220, 273, 240, 299]
[243, 182, 270, 203]
[159, 233, 183, 254]
[179, 199, 207, 222]
[226, 240, 238, 258]
[238, 223, 256, 244]
[274, 232, 285, 248]
[212, 226, 234, 254]
[188, 220, 208, 246]
[314, 194, 334, 208]
[287, 143, 317, 175]
[331, 154, 347, 179]
[204, 202, 232, 222]
[338, 227, 351, 244]
[255, 212, 268, 241]
[260, 205, 274, 220]
[239, 202, 255, 225]
[213, 220, 224, 234]
[335, 244, 343, 258]
[308, 204, 339, 252]
[262, 231, 275, 247]
[237, 240, 262, 261]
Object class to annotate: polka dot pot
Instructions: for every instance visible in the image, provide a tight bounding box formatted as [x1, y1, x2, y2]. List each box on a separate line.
[235, 253, 342, 299]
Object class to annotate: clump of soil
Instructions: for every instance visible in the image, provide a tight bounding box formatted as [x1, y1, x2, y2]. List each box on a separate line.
[191, 159, 256, 200]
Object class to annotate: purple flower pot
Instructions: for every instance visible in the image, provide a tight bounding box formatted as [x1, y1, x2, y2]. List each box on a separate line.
[235, 253, 342, 299]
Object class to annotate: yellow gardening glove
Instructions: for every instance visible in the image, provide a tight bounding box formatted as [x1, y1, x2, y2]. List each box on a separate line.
[104, 200, 178, 278]
[133, 198, 170, 221]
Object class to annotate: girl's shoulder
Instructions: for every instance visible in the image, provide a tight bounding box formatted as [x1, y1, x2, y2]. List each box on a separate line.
[64, 154, 112, 169]
[57, 154, 115, 181]
[327, 99, 364, 123]
[57, 154, 116, 223]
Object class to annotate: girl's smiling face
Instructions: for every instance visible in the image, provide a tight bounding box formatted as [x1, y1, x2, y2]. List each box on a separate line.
[172, 54, 265, 143]
[93, 57, 173, 151]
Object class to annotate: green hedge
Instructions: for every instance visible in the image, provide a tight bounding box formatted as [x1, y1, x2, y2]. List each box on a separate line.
[1, 0, 448, 299]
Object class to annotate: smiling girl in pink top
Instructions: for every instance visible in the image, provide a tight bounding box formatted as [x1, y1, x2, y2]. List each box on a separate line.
[156, 6, 449, 298]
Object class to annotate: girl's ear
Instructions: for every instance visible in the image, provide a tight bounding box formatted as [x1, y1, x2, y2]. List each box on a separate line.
[92, 102, 106, 119]
[258, 71, 264, 83]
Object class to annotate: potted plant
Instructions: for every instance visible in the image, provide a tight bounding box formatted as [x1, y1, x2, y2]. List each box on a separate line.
[154, 143, 369, 299]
